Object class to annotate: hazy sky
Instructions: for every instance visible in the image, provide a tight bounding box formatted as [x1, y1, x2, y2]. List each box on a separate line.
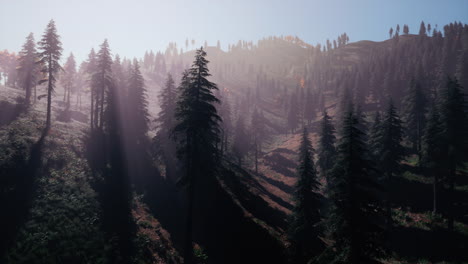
[1, 0, 467, 63]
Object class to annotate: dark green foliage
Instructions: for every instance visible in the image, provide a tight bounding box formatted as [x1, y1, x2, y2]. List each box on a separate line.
[37, 20, 63, 130]
[250, 107, 266, 173]
[367, 111, 382, 161]
[17, 33, 38, 106]
[379, 100, 405, 178]
[127, 60, 149, 143]
[287, 92, 299, 133]
[421, 104, 444, 214]
[172, 48, 221, 264]
[288, 127, 322, 263]
[438, 77, 467, 230]
[317, 110, 336, 182]
[91, 39, 113, 131]
[61, 53, 77, 111]
[233, 115, 249, 167]
[402, 79, 427, 162]
[324, 110, 383, 264]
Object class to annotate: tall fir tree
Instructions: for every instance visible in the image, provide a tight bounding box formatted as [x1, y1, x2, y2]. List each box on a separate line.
[317, 110, 336, 184]
[378, 100, 404, 226]
[172, 48, 221, 264]
[233, 115, 249, 167]
[422, 103, 444, 215]
[127, 59, 149, 143]
[38, 20, 63, 130]
[17, 33, 37, 106]
[61, 53, 76, 111]
[250, 107, 266, 173]
[91, 40, 113, 131]
[439, 77, 467, 230]
[402, 79, 427, 163]
[288, 127, 322, 264]
[324, 109, 383, 264]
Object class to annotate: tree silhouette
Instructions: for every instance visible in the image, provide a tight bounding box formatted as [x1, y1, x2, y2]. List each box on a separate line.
[38, 20, 63, 130]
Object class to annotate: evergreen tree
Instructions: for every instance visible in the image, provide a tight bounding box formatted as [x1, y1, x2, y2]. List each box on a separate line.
[439, 77, 467, 230]
[86, 49, 97, 129]
[251, 107, 266, 173]
[61, 53, 76, 110]
[367, 111, 382, 160]
[288, 92, 299, 133]
[419, 21, 427, 36]
[421, 104, 444, 215]
[378, 100, 404, 226]
[172, 48, 221, 264]
[325, 110, 382, 264]
[317, 110, 336, 183]
[37, 20, 63, 130]
[17, 33, 37, 106]
[288, 127, 322, 263]
[127, 60, 149, 143]
[233, 115, 249, 167]
[402, 79, 427, 163]
[403, 24, 409, 35]
[91, 40, 113, 131]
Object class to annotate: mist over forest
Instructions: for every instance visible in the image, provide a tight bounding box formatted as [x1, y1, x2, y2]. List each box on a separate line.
[1, 1, 468, 264]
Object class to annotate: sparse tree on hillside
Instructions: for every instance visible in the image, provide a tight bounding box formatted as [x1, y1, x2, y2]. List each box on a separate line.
[38, 20, 63, 130]
[403, 24, 409, 35]
[61, 53, 76, 110]
[317, 110, 336, 184]
[439, 77, 468, 231]
[403, 79, 427, 163]
[17, 33, 38, 106]
[172, 48, 221, 264]
[233, 115, 249, 167]
[378, 100, 404, 226]
[325, 109, 383, 264]
[288, 127, 322, 263]
[419, 21, 427, 36]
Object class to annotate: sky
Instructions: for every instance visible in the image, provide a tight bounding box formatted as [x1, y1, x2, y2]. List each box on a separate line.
[1, 0, 467, 63]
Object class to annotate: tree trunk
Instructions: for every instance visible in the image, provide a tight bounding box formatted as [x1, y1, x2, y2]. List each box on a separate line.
[448, 168, 455, 231]
[46, 56, 52, 131]
[90, 90, 94, 130]
[433, 171, 438, 215]
[255, 142, 258, 174]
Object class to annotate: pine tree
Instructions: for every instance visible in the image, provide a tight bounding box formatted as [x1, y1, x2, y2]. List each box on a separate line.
[439, 77, 467, 230]
[127, 60, 149, 143]
[233, 115, 249, 167]
[288, 127, 322, 263]
[172, 48, 221, 264]
[419, 21, 427, 36]
[86, 49, 97, 129]
[402, 79, 427, 163]
[61, 53, 76, 110]
[155, 73, 177, 173]
[38, 20, 63, 130]
[403, 24, 409, 35]
[91, 40, 113, 131]
[288, 92, 299, 133]
[17, 33, 37, 106]
[378, 100, 404, 226]
[421, 104, 444, 215]
[317, 110, 336, 183]
[251, 107, 266, 173]
[326, 110, 383, 264]
[367, 111, 382, 160]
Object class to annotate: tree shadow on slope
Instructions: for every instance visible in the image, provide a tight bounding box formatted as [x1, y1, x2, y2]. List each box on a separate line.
[0, 129, 46, 259]
[264, 152, 297, 178]
[388, 225, 468, 263]
[144, 160, 288, 264]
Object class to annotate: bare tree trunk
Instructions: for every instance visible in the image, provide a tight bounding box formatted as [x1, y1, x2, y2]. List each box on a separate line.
[46, 56, 53, 131]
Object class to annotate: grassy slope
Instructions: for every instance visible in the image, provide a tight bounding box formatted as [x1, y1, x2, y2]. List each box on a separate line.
[0, 85, 181, 263]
